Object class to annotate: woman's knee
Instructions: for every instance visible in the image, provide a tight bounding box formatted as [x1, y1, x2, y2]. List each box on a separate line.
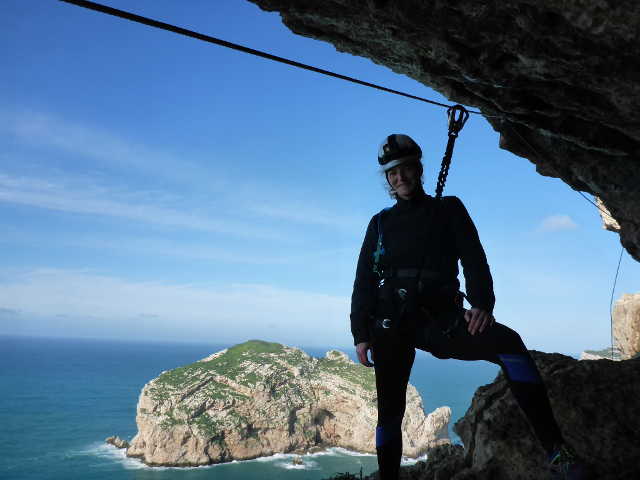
[493, 323, 527, 354]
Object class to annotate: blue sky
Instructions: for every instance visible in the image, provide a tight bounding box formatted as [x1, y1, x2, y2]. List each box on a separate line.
[1, 0, 637, 354]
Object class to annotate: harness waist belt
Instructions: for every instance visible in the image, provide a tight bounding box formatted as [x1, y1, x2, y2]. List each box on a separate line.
[382, 268, 441, 279]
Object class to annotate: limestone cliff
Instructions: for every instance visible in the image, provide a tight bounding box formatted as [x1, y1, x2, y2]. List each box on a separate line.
[580, 292, 640, 361]
[125, 340, 450, 466]
[596, 197, 621, 233]
[613, 293, 640, 359]
[248, 0, 640, 261]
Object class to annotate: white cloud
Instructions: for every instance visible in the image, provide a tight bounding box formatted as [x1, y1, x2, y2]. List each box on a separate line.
[0, 109, 219, 187]
[249, 203, 365, 231]
[539, 214, 578, 232]
[0, 223, 358, 269]
[0, 269, 352, 348]
[0, 172, 285, 241]
[0, 109, 365, 235]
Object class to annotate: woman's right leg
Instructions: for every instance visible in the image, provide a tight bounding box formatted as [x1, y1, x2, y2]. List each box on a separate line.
[372, 336, 415, 480]
[416, 313, 563, 455]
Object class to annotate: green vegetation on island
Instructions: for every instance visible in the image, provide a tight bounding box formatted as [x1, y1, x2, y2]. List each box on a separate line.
[145, 340, 376, 438]
[317, 354, 376, 392]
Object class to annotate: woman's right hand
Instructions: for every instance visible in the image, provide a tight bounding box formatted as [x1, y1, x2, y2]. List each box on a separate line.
[356, 342, 374, 367]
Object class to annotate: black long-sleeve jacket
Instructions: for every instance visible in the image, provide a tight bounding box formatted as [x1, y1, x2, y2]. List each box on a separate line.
[350, 193, 494, 345]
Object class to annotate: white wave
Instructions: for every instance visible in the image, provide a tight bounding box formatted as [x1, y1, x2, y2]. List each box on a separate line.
[401, 452, 429, 465]
[274, 457, 320, 471]
[72, 442, 150, 470]
[322, 447, 376, 457]
[254, 452, 294, 462]
[87, 442, 297, 470]
[82, 440, 374, 471]
[252, 452, 319, 470]
[80, 442, 231, 471]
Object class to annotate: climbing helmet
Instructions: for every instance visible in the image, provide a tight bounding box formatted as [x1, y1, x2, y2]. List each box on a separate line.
[378, 134, 422, 172]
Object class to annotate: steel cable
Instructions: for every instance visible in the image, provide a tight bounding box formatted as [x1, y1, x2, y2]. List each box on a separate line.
[59, 0, 489, 115]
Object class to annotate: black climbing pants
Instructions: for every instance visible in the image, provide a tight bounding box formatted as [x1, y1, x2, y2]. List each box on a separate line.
[371, 308, 563, 480]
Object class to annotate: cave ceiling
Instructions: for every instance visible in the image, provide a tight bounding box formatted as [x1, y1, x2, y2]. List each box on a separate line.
[249, 0, 640, 261]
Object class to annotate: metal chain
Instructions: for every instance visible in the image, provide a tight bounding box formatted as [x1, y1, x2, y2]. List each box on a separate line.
[435, 105, 469, 198]
[435, 154, 453, 199]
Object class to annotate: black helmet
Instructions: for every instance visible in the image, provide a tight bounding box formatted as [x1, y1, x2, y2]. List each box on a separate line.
[378, 134, 422, 172]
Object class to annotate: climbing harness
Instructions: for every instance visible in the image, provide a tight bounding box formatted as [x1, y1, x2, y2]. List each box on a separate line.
[435, 104, 469, 199]
[372, 204, 437, 333]
[372, 207, 465, 337]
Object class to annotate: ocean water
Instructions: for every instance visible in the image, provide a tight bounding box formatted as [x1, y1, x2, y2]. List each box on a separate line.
[0, 335, 498, 480]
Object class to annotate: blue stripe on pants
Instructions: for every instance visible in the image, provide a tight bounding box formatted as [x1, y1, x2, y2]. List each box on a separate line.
[376, 418, 402, 447]
[499, 353, 542, 383]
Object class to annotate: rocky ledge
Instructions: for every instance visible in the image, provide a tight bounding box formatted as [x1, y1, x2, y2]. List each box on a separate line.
[105, 435, 129, 449]
[327, 351, 640, 480]
[122, 340, 450, 466]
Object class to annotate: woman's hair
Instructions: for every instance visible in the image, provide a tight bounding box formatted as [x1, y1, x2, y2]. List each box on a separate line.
[382, 159, 425, 199]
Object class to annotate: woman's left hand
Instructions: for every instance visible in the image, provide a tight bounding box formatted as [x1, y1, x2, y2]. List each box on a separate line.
[464, 307, 494, 335]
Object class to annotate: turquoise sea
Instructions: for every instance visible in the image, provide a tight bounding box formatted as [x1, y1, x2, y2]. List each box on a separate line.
[0, 335, 498, 480]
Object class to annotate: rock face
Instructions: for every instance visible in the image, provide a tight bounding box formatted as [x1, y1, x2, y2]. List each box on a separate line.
[453, 352, 640, 480]
[596, 197, 621, 233]
[248, 0, 640, 261]
[126, 340, 450, 466]
[327, 352, 640, 480]
[613, 293, 640, 359]
[105, 435, 130, 449]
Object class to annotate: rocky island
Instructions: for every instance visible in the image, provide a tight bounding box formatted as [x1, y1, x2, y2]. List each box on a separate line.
[123, 340, 450, 466]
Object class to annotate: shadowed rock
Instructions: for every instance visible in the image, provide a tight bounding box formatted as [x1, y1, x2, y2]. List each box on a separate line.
[453, 352, 640, 479]
[324, 352, 640, 479]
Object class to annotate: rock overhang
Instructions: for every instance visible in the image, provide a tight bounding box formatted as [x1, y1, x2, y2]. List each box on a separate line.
[248, 0, 640, 261]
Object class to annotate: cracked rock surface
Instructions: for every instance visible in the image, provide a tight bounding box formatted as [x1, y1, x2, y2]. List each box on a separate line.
[249, 0, 640, 261]
[452, 352, 640, 480]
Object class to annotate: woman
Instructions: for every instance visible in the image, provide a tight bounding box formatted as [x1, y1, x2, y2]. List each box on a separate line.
[350, 134, 573, 479]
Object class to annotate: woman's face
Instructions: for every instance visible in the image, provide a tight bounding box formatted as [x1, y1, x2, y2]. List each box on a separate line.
[386, 161, 420, 200]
